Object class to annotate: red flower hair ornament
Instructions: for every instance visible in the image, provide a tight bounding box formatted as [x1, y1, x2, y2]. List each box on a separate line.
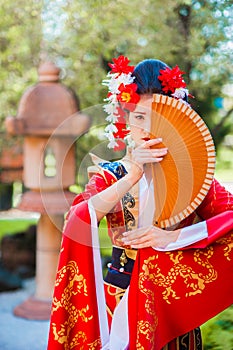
[108, 56, 134, 75]
[102, 55, 139, 151]
[158, 65, 193, 100]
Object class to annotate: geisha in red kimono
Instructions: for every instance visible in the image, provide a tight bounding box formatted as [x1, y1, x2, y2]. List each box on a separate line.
[47, 57, 233, 350]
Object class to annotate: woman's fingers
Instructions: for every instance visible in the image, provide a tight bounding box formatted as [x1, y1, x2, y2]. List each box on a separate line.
[122, 225, 163, 245]
[135, 148, 168, 155]
[130, 241, 153, 249]
[139, 138, 163, 149]
[132, 147, 168, 164]
[122, 231, 154, 249]
[121, 226, 180, 249]
[127, 138, 168, 172]
[122, 226, 153, 242]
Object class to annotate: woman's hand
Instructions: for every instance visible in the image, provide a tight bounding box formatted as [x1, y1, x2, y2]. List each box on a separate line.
[128, 138, 168, 176]
[132, 138, 167, 164]
[121, 225, 180, 249]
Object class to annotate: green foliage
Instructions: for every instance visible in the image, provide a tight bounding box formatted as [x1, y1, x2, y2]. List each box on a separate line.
[0, 0, 232, 160]
[215, 143, 233, 183]
[0, 0, 42, 130]
[201, 305, 233, 350]
[44, 0, 233, 149]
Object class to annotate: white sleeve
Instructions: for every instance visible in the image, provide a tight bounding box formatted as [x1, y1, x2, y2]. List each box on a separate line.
[153, 221, 208, 251]
[88, 200, 110, 346]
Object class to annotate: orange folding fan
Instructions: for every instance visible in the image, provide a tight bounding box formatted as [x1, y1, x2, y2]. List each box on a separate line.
[150, 94, 216, 229]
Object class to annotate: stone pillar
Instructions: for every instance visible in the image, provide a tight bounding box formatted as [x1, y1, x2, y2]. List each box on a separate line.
[5, 61, 90, 319]
[35, 214, 63, 300]
[13, 214, 63, 319]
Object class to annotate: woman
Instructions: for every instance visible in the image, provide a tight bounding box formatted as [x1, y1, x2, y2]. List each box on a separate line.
[47, 56, 233, 350]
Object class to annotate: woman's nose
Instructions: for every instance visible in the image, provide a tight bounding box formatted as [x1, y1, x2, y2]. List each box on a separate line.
[143, 120, 151, 134]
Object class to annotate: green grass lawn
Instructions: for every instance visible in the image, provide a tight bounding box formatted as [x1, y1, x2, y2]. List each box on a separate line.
[0, 216, 111, 252]
[0, 218, 38, 241]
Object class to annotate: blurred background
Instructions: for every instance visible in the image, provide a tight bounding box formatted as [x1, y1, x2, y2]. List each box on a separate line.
[0, 0, 232, 349]
[1, 0, 233, 182]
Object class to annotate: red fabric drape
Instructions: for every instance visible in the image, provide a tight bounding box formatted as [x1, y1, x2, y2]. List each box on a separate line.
[47, 202, 102, 350]
[47, 170, 233, 350]
[128, 230, 233, 350]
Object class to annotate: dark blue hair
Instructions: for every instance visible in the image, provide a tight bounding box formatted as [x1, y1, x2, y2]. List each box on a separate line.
[132, 59, 169, 95]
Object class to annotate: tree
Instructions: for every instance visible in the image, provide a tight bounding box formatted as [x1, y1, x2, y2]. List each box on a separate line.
[41, 0, 233, 142]
[43, 0, 233, 152]
[0, 0, 43, 130]
[1, 0, 232, 151]
[173, 1, 233, 147]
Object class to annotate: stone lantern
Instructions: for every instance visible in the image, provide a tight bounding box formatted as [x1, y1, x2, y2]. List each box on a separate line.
[5, 62, 90, 319]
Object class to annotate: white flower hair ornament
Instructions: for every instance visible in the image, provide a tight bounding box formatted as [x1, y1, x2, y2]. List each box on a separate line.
[102, 55, 140, 151]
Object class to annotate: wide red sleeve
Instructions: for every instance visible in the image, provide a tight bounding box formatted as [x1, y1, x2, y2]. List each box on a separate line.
[196, 178, 233, 218]
[72, 173, 110, 205]
[47, 170, 117, 350]
[65, 171, 117, 225]
[47, 201, 103, 349]
[186, 179, 233, 249]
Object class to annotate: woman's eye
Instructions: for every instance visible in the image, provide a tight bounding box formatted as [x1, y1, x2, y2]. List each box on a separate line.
[135, 114, 145, 120]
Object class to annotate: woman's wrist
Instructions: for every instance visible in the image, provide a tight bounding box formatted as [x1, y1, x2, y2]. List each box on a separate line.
[125, 159, 143, 182]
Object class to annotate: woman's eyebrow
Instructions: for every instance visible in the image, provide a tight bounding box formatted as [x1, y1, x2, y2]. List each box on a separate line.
[132, 111, 147, 115]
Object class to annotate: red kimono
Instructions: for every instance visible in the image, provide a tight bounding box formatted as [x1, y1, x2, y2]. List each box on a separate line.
[47, 160, 233, 350]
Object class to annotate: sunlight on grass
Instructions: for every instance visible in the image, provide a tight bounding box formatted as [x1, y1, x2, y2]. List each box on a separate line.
[0, 218, 38, 241]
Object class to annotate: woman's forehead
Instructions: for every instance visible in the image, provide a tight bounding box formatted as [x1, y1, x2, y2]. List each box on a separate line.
[133, 96, 152, 114]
